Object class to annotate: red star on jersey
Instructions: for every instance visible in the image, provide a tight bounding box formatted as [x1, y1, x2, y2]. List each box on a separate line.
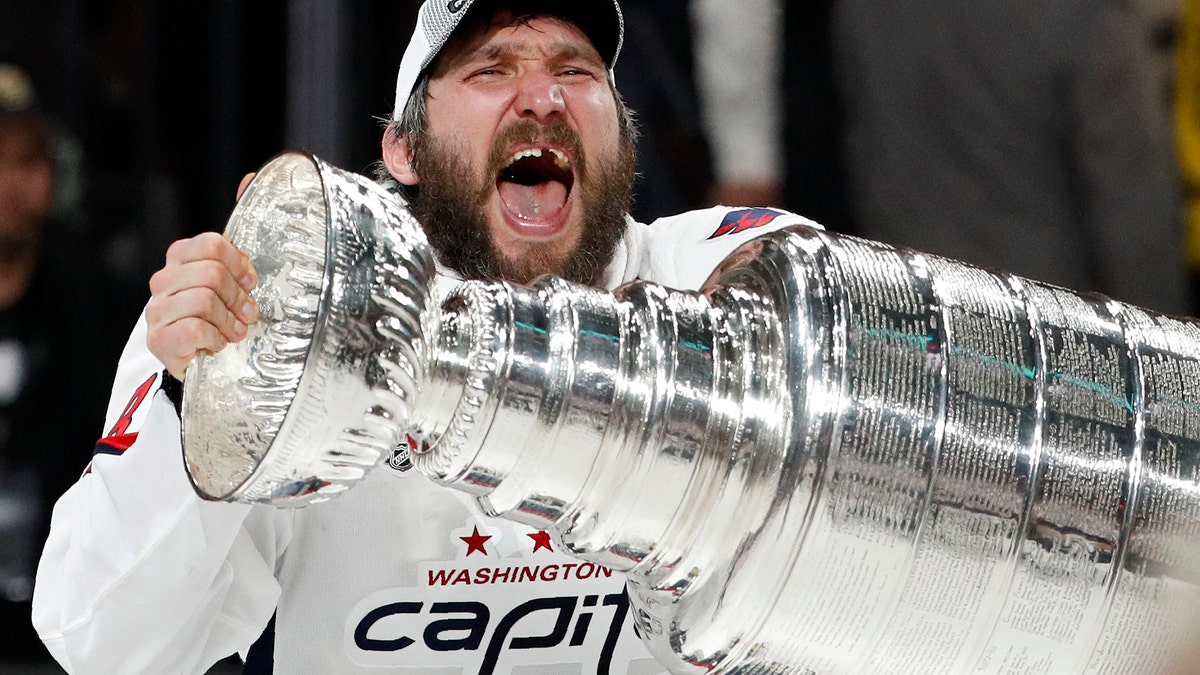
[527, 530, 553, 553]
[460, 526, 492, 556]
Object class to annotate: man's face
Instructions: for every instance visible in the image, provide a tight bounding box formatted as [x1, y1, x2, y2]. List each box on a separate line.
[0, 118, 53, 309]
[393, 14, 635, 285]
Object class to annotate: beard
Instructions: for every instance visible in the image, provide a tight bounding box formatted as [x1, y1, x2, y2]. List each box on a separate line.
[406, 119, 636, 286]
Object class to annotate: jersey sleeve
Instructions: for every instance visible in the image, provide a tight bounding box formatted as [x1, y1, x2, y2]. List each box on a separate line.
[642, 205, 824, 291]
[32, 310, 289, 673]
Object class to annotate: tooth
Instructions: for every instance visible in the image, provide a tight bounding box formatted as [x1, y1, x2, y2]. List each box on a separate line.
[549, 148, 570, 170]
[505, 148, 543, 168]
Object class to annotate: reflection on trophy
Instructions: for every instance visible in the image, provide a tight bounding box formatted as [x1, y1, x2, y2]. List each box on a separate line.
[181, 151, 1200, 674]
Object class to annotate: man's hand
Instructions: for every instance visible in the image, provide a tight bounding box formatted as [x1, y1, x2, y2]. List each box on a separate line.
[146, 232, 260, 380]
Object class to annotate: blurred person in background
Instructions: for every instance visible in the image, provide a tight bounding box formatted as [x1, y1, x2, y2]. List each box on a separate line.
[691, 0, 784, 210]
[830, 0, 1187, 315]
[694, 0, 1186, 315]
[691, 0, 853, 233]
[617, 0, 715, 223]
[0, 61, 106, 667]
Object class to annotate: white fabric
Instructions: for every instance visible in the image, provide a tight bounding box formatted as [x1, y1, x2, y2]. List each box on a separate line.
[33, 205, 818, 674]
[0, 339, 26, 405]
[690, 0, 784, 184]
[391, 0, 438, 121]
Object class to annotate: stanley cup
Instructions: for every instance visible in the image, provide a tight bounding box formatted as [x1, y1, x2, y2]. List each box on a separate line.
[182, 152, 1200, 674]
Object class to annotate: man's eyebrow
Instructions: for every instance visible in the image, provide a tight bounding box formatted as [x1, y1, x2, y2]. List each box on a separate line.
[549, 44, 600, 64]
[473, 43, 515, 62]
[453, 41, 603, 68]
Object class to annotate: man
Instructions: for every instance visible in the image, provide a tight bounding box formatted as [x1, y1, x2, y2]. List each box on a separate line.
[32, 1, 815, 672]
[0, 62, 55, 313]
[0, 62, 109, 666]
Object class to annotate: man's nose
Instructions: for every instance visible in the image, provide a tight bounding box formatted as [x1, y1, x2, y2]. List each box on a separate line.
[513, 71, 565, 120]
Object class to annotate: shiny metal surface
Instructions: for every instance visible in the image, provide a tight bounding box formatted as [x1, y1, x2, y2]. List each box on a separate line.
[181, 151, 435, 505]
[412, 229, 1200, 674]
[182, 151, 1200, 672]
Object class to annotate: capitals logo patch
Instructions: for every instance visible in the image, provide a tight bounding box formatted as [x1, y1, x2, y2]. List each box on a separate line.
[344, 522, 654, 673]
[708, 208, 784, 239]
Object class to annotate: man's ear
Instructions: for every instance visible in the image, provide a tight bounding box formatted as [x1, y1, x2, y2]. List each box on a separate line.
[381, 129, 420, 186]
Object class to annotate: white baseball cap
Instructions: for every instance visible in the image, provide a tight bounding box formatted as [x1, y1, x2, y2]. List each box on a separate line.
[391, 0, 624, 121]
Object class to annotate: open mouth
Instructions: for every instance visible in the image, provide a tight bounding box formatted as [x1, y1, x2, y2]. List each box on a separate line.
[496, 147, 576, 228]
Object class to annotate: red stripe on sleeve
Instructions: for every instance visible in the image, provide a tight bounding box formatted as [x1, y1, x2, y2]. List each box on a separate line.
[96, 433, 139, 453]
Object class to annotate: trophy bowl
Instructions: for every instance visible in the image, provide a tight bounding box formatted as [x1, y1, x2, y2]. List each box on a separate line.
[180, 151, 436, 506]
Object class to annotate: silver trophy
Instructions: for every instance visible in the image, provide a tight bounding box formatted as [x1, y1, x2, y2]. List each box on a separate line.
[182, 151, 1200, 674]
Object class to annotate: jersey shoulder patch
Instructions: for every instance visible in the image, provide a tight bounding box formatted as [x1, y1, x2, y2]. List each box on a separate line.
[707, 208, 786, 239]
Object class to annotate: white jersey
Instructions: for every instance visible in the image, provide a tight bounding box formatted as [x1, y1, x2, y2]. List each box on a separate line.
[33, 206, 817, 674]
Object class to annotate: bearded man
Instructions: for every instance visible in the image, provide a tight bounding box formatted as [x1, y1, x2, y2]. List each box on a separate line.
[31, 1, 816, 672]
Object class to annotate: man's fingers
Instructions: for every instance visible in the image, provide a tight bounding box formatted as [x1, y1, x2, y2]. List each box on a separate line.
[148, 286, 249, 343]
[146, 230, 264, 379]
[150, 259, 259, 325]
[163, 232, 258, 293]
[236, 172, 257, 200]
[146, 317, 231, 381]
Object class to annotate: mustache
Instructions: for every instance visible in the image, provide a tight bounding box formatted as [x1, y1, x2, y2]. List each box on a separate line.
[486, 119, 586, 180]
[406, 116, 635, 286]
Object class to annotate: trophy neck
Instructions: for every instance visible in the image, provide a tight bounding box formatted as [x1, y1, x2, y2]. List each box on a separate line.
[411, 273, 791, 574]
